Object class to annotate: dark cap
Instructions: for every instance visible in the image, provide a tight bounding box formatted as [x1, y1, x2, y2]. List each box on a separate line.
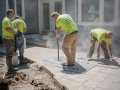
[51, 12, 60, 17]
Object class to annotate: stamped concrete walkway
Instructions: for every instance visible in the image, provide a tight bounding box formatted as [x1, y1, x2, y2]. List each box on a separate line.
[0, 45, 120, 90]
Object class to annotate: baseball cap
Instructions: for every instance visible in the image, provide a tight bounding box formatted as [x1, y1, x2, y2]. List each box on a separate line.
[51, 12, 59, 17]
[14, 14, 20, 18]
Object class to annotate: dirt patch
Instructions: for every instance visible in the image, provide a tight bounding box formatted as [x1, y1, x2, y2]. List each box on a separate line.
[0, 82, 9, 90]
[9, 68, 61, 90]
[0, 54, 62, 90]
[1, 64, 61, 90]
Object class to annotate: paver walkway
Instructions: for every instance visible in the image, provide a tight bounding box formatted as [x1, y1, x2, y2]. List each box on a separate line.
[24, 46, 120, 90]
[0, 45, 120, 90]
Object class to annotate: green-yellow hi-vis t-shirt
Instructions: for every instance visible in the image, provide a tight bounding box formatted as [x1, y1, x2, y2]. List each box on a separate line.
[91, 28, 111, 44]
[12, 19, 27, 33]
[56, 14, 78, 34]
[2, 17, 14, 40]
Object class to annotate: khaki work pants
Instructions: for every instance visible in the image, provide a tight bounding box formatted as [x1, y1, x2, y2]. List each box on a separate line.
[87, 35, 110, 58]
[62, 33, 78, 64]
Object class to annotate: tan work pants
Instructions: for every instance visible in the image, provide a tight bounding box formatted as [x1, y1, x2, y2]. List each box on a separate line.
[62, 33, 78, 64]
[87, 35, 110, 58]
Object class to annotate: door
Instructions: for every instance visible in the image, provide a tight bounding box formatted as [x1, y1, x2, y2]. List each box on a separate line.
[38, 0, 65, 34]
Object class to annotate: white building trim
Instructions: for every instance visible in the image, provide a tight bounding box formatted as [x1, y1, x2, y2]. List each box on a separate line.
[76, 0, 119, 26]
[6, 0, 25, 19]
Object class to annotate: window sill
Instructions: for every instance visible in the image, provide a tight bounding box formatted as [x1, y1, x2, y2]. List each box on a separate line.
[76, 22, 118, 26]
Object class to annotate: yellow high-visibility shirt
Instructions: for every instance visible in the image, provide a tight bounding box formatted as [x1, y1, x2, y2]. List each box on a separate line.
[91, 28, 111, 44]
[2, 17, 14, 40]
[12, 19, 27, 33]
[56, 14, 78, 34]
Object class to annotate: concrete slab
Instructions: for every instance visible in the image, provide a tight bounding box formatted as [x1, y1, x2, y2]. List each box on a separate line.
[54, 76, 82, 90]
[42, 56, 64, 67]
[1, 44, 120, 90]
[54, 72, 68, 79]
[77, 85, 94, 90]
[24, 46, 65, 63]
[91, 58, 119, 66]
[44, 65, 63, 74]
[62, 80, 82, 90]
[42, 58, 95, 74]
[104, 75, 120, 83]
[62, 73, 93, 83]
[83, 78, 103, 88]
[62, 62, 95, 74]
[91, 72, 109, 81]
[94, 87, 108, 90]
[101, 68, 120, 76]
[97, 81, 120, 90]
[76, 52, 100, 60]
[85, 66, 105, 72]
[76, 52, 120, 69]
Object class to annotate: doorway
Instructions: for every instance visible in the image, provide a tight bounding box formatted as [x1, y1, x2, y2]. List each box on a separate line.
[38, 0, 65, 34]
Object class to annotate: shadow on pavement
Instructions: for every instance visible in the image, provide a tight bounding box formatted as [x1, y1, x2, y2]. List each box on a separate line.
[61, 62, 87, 74]
[91, 58, 120, 67]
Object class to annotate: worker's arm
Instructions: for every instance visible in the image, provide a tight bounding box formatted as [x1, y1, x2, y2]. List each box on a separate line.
[60, 29, 63, 32]
[97, 42, 101, 59]
[5, 27, 17, 34]
[23, 21, 27, 33]
[56, 27, 61, 38]
[108, 44, 112, 56]
[23, 28, 27, 33]
[106, 38, 112, 57]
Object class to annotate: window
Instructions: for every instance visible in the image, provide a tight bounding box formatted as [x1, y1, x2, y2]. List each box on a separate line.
[6, 0, 25, 19]
[75, 0, 119, 25]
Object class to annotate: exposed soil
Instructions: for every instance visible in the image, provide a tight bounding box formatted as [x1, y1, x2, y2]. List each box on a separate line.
[0, 54, 62, 90]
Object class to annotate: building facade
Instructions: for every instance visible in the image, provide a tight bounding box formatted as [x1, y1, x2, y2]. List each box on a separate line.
[0, 0, 120, 56]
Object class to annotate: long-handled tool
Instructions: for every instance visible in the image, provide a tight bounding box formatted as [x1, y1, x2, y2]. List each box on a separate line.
[57, 38, 60, 60]
[12, 34, 19, 67]
[14, 34, 17, 52]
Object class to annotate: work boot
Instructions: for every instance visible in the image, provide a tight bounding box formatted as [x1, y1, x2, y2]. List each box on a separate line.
[19, 56, 28, 64]
[6, 60, 12, 71]
[8, 67, 18, 71]
[20, 60, 28, 64]
[6, 67, 17, 75]
[6, 60, 18, 75]
[61, 62, 74, 66]
[87, 55, 92, 61]
[105, 57, 110, 59]
[88, 58, 92, 61]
